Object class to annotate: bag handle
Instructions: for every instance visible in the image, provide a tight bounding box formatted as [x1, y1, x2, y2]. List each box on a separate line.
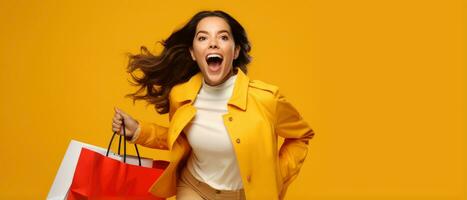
[106, 119, 142, 166]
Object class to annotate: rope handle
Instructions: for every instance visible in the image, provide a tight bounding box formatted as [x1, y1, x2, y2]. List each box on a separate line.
[105, 118, 141, 166]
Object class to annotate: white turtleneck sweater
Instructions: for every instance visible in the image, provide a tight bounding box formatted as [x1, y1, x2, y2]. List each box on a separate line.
[182, 74, 244, 190]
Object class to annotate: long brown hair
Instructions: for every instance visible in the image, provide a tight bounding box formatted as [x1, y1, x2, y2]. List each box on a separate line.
[125, 10, 252, 114]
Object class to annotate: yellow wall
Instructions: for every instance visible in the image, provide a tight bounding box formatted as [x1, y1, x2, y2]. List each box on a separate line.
[0, 0, 465, 199]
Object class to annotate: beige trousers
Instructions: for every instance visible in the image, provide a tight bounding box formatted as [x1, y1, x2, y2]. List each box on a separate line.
[176, 167, 246, 200]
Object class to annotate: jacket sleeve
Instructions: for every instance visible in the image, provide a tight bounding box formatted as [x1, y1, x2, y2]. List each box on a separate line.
[274, 92, 315, 198]
[128, 120, 169, 150]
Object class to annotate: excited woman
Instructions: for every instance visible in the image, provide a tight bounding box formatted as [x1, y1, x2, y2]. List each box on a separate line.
[112, 10, 315, 200]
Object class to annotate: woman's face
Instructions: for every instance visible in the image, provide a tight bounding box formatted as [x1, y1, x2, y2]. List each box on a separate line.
[190, 16, 240, 86]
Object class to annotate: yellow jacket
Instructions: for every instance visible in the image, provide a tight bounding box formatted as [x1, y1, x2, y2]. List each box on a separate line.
[132, 69, 315, 199]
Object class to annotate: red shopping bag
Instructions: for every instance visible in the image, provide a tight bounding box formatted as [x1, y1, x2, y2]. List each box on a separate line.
[67, 120, 167, 200]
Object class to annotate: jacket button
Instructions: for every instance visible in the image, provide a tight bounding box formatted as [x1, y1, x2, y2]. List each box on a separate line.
[236, 138, 240, 143]
[228, 116, 233, 122]
[247, 175, 251, 182]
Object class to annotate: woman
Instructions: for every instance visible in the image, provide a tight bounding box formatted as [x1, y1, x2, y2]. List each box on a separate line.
[112, 10, 315, 200]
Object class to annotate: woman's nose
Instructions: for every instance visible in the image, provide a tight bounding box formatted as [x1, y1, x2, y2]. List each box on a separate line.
[209, 40, 219, 49]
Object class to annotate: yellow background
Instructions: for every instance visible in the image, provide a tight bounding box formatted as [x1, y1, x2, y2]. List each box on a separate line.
[0, 0, 465, 199]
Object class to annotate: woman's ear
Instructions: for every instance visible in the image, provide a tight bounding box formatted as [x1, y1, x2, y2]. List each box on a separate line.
[189, 47, 196, 61]
[234, 45, 240, 59]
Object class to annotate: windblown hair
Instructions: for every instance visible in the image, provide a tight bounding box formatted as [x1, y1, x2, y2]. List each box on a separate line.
[125, 10, 252, 114]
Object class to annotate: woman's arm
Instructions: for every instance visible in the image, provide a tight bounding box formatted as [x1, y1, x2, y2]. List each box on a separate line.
[129, 121, 169, 150]
[113, 107, 169, 150]
[274, 92, 315, 197]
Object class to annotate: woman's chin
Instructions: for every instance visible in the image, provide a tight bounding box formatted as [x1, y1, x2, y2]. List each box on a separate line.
[202, 64, 232, 86]
[203, 69, 221, 83]
[204, 76, 222, 86]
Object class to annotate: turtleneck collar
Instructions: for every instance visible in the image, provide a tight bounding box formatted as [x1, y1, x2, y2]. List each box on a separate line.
[202, 74, 237, 93]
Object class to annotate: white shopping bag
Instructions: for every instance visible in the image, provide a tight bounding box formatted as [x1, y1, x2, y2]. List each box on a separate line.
[46, 139, 154, 200]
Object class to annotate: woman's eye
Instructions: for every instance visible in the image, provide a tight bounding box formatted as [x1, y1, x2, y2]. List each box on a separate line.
[198, 36, 206, 41]
[221, 35, 229, 40]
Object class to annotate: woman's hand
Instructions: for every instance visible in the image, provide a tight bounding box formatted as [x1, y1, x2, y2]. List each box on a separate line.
[112, 107, 139, 138]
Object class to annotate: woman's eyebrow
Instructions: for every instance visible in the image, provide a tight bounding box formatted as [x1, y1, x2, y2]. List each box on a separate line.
[195, 30, 208, 36]
[217, 30, 230, 35]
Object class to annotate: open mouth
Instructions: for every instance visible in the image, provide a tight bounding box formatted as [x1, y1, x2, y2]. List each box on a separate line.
[206, 54, 223, 72]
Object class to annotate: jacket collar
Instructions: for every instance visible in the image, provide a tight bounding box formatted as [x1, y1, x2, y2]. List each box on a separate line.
[171, 68, 249, 111]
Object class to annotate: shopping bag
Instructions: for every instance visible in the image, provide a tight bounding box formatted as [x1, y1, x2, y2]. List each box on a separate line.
[47, 140, 156, 200]
[67, 148, 165, 200]
[67, 120, 166, 200]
